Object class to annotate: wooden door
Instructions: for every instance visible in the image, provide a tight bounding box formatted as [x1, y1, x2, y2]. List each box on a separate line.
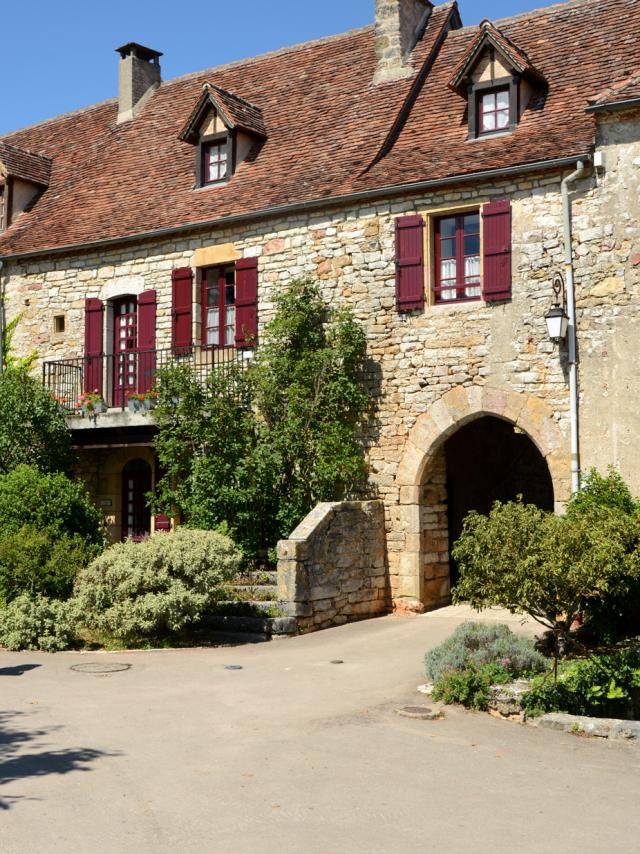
[121, 459, 152, 541]
[113, 296, 138, 407]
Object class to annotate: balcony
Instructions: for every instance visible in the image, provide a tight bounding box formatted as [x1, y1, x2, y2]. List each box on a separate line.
[42, 347, 251, 425]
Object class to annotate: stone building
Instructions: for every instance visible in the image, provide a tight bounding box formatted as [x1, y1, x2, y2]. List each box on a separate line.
[0, 0, 638, 624]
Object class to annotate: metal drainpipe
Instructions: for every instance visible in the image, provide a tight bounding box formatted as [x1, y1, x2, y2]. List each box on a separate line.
[562, 160, 585, 495]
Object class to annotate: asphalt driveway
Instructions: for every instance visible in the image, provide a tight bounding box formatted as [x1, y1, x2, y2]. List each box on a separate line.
[1, 606, 639, 854]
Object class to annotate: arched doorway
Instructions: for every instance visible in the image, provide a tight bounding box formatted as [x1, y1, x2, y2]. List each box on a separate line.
[121, 458, 152, 541]
[392, 385, 571, 614]
[444, 416, 554, 588]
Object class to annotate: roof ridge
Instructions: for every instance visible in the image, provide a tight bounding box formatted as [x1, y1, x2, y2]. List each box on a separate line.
[163, 24, 373, 88]
[454, 0, 608, 34]
[0, 97, 116, 143]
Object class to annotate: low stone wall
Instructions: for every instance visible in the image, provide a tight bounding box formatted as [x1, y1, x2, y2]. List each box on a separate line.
[277, 500, 389, 632]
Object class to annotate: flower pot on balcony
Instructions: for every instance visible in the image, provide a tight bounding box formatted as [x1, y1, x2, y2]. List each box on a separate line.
[128, 399, 143, 413]
[142, 397, 157, 411]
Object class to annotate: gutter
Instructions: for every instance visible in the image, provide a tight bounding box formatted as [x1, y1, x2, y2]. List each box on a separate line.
[585, 97, 640, 114]
[0, 154, 590, 262]
[561, 160, 585, 496]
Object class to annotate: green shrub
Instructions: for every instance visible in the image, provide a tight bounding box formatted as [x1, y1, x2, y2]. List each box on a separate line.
[0, 367, 73, 475]
[425, 622, 548, 683]
[570, 469, 640, 642]
[521, 644, 640, 719]
[0, 525, 96, 605]
[0, 464, 103, 546]
[431, 664, 511, 711]
[74, 528, 243, 641]
[452, 500, 640, 662]
[0, 594, 78, 652]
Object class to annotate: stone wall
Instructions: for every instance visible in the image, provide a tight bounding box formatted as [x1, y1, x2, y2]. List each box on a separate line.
[277, 501, 388, 631]
[4, 109, 640, 612]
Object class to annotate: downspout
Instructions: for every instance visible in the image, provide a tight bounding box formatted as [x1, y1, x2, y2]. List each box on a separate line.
[561, 160, 585, 495]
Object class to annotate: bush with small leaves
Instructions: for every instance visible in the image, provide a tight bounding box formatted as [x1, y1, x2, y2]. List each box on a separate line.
[0, 464, 103, 547]
[74, 527, 243, 641]
[425, 622, 548, 683]
[431, 663, 512, 711]
[0, 594, 79, 652]
[0, 525, 97, 605]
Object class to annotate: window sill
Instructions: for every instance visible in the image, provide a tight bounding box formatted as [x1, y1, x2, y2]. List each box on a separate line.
[428, 298, 484, 314]
[467, 129, 514, 143]
[192, 180, 230, 192]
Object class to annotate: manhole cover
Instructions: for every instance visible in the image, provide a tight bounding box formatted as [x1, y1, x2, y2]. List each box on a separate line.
[71, 662, 132, 674]
[224, 664, 243, 670]
[330, 659, 344, 665]
[394, 705, 443, 720]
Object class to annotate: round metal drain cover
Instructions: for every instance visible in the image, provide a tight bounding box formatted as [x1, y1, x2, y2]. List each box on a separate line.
[224, 664, 243, 670]
[71, 662, 131, 674]
[330, 659, 344, 665]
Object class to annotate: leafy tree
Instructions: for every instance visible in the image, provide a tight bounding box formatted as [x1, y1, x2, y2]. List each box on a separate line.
[0, 367, 73, 474]
[153, 278, 369, 561]
[1, 313, 37, 371]
[452, 499, 640, 673]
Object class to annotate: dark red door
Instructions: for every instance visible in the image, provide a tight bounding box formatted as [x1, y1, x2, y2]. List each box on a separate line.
[121, 459, 152, 541]
[113, 297, 138, 407]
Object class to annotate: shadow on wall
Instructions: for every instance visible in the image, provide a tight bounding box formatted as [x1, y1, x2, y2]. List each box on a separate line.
[0, 709, 119, 810]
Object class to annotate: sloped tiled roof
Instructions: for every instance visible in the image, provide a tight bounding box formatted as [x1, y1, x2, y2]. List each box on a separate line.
[448, 19, 545, 95]
[587, 69, 640, 109]
[0, 141, 51, 186]
[0, 0, 638, 259]
[357, 0, 640, 192]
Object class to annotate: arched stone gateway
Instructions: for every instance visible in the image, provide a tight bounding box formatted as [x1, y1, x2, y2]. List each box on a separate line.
[392, 386, 571, 614]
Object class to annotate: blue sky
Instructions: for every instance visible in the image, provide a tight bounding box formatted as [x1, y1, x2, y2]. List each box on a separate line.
[1, 0, 545, 135]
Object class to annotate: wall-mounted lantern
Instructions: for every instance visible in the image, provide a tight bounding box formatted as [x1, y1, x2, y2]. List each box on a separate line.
[545, 274, 569, 343]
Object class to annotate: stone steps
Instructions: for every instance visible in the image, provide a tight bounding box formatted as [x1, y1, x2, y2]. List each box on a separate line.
[203, 614, 297, 637]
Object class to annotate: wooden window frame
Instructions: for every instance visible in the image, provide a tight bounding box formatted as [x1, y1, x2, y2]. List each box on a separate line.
[201, 264, 236, 349]
[467, 76, 519, 139]
[197, 132, 235, 187]
[433, 210, 482, 305]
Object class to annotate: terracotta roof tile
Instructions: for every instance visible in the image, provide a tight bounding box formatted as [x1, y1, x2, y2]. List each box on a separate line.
[0, 141, 51, 186]
[0, 0, 638, 258]
[587, 68, 640, 107]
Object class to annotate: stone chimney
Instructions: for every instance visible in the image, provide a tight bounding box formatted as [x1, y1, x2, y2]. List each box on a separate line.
[115, 43, 163, 124]
[374, 0, 433, 84]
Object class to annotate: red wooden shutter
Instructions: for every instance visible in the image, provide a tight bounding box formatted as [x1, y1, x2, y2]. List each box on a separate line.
[482, 200, 512, 301]
[171, 267, 193, 353]
[395, 215, 425, 311]
[138, 290, 156, 394]
[235, 257, 258, 348]
[84, 298, 104, 395]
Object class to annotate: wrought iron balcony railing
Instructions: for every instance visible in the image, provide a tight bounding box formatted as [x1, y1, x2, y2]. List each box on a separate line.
[42, 346, 251, 414]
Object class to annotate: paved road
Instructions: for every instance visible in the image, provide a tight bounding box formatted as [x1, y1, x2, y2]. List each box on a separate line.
[1, 606, 639, 854]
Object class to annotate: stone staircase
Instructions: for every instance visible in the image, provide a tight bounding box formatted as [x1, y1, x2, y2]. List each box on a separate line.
[204, 569, 297, 639]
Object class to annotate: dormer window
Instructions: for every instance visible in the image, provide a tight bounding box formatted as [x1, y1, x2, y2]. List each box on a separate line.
[448, 20, 546, 142]
[0, 185, 5, 232]
[479, 88, 510, 135]
[178, 83, 266, 190]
